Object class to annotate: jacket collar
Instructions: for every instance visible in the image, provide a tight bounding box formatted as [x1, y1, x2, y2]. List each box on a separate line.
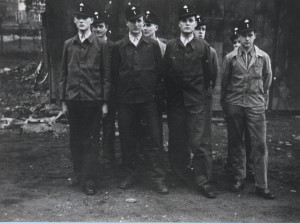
[234, 45, 263, 71]
[177, 36, 196, 50]
[232, 45, 263, 58]
[254, 45, 263, 57]
[121, 34, 150, 47]
[73, 32, 95, 44]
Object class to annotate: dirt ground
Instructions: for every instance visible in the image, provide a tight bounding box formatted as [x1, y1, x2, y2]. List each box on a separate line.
[0, 114, 299, 222]
[0, 58, 300, 222]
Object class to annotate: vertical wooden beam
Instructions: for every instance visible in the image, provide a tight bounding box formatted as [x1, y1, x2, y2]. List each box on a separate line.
[269, 0, 281, 109]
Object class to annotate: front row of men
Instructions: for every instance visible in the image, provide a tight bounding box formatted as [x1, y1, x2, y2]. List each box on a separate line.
[60, 2, 274, 200]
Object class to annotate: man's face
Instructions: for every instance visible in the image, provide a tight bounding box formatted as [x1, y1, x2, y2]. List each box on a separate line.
[127, 16, 144, 35]
[179, 16, 197, 34]
[239, 31, 256, 49]
[194, 25, 206, 39]
[74, 15, 93, 32]
[92, 22, 108, 38]
[143, 23, 158, 38]
[232, 37, 241, 49]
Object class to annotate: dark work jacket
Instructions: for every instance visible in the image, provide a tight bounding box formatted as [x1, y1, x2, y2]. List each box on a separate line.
[60, 33, 111, 102]
[163, 36, 213, 106]
[111, 35, 163, 104]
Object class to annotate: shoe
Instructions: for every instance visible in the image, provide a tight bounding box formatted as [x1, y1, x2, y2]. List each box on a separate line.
[83, 181, 96, 195]
[230, 179, 245, 192]
[154, 182, 169, 195]
[67, 173, 81, 187]
[119, 175, 135, 189]
[256, 187, 275, 199]
[246, 173, 255, 183]
[198, 184, 216, 199]
[83, 185, 96, 195]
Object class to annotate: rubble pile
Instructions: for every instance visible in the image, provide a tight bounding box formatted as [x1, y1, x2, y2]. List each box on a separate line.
[0, 62, 66, 134]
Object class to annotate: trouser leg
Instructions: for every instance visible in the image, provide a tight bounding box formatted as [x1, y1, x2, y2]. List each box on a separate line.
[102, 102, 116, 165]
[244, 125, 254, 175]
[67, 101, 101, 184]
[186, 104, 212, 186]
[167, 105, 190, 181]
[224, 109, 233, 172]
[118, 103, 138, 175]
[142, 102, 166, 184]
[81, 102, 102, 183]
[246, 106, 268, 189]
[226, 104, 246, 181]
[67, 102, 84, 174]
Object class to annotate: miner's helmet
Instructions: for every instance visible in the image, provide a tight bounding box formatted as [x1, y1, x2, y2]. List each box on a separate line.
[178, 4, 197, 20]
[195, 14, 206, 29]
[93, 10, 107, 24]
[230, 27, 239, 42]
[125, 5, 143, 21]
[237, 17, 256, 35]
[73, 1, 94, 18]
[144, 10, 160, 25]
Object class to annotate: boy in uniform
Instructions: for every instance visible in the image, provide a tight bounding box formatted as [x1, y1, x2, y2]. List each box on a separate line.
[164, 4, 216, 198]
[60, 2, 111, 195]
[111, 5, 168, 194]
[221, 18, 274, 199]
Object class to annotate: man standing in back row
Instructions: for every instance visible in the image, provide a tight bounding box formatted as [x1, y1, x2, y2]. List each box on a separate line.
[221, 18, 274, 199]
[143, 10, 166, 56]
[92, 9, 117, 172]
[164, 4, 216, 198]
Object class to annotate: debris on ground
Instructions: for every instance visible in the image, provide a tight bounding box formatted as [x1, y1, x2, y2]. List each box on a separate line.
[20, 112, 67, 134]
[0, 67, 11, 74]
[0, 61, 69, 135]
[125, 198, 137, 203]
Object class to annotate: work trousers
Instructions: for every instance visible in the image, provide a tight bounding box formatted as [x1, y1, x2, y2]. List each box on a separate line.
[102, 101, 117, 166]
[226, 123, 254, 175]
[225, 104, 268, 189]
[167, 102, 212, 186]
[118, 102, 166, 184]
[66, 101, 102, 184]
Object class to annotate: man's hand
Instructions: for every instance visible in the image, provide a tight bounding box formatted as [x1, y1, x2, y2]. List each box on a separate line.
[62, 101, 68, 117]
[264, 94, 269, 110]
[102, 103, 108, 118]
[207, 85, 214, 97]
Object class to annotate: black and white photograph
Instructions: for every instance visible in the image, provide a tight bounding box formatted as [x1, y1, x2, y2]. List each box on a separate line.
[0, 0, 299, 222]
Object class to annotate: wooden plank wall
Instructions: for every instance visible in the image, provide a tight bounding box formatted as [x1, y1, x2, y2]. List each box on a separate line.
[45, 0, 300, 110]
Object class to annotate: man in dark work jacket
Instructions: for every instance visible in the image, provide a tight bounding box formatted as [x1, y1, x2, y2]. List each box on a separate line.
[164, 4, 216, 198]
[111, 5, 168, 194]
[60, 2, 111, 195]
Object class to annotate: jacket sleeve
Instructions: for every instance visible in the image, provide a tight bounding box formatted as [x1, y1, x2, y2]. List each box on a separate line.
[210, 47, 219, 89]
[262, 53, 272, 95]
[262, 53, 272, 108]
[59, 41, 69, 102]
[162, 42, 172, 100]
[101, 42, 111, 102]
[220, 55, 232, 108]
[202, 43, 213, 90]
[153, 41, 164, 93]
